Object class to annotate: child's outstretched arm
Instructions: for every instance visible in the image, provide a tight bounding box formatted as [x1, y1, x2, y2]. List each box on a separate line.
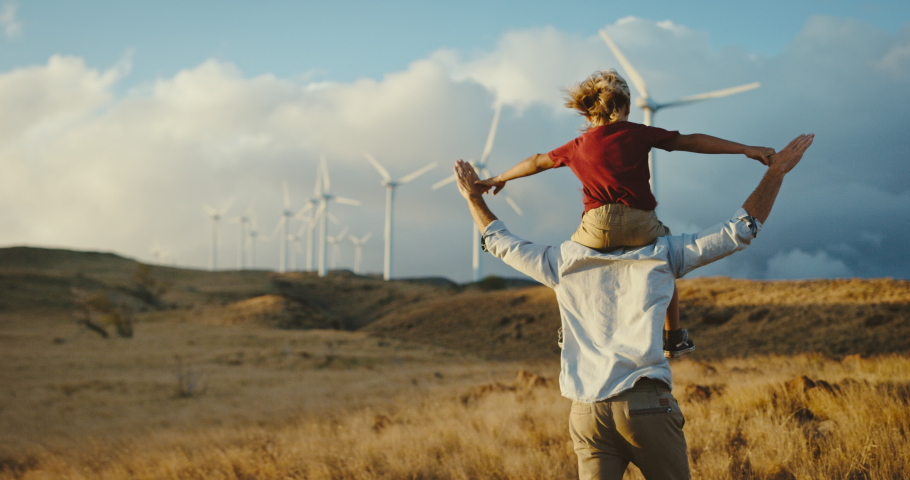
[659, 134, 776, 165]
[475, 153, 555, 195]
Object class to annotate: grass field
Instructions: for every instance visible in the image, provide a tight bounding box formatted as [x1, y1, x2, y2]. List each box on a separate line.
[1, 248, 908, 478]
[2, 311, 908, 479]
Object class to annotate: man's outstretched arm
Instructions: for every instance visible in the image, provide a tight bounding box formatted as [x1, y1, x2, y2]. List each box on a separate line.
[454, 159, 560, 287]
[454, 159, 499, 232]
[671, 134, 814, 278]
[742, 134, 815, 224]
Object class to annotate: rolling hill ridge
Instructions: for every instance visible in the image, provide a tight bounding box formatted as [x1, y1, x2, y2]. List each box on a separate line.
[2, 246, 908, 359]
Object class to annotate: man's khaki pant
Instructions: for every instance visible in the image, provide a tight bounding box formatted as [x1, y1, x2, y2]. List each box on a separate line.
[568, 378, 690, 480]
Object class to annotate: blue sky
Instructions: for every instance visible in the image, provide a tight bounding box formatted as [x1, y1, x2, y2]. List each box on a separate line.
[5, 1, 907, 83]
[2, 1, 909, 281]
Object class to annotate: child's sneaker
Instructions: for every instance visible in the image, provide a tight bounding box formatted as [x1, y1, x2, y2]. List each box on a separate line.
[663, 329, 695, 358]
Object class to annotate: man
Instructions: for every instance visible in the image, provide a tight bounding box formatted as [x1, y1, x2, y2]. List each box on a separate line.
[453, 134, 814, 480]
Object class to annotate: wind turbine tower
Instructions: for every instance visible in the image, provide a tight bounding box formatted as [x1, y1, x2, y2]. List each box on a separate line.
[271, 182, 296, 273]
[229, 198, 256, 269]
[327, 226, 350, 270]
[247, 212, 270, 270]
[364, 152, 436, 280]
[349, 232, 372, 275]
[294, 169, 326, 273]
[313, 157, 360, 277]
[203, 198, 234, 271]
[433, 103, 523, 282]
[599, 29, 760, 200]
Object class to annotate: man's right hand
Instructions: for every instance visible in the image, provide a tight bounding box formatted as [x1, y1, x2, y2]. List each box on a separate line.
[768, 134, 815, 176]
[455, 160, 485, 200]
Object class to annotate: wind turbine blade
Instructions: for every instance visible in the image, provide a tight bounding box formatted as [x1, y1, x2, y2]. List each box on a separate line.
[479, 103, 502, 167]
[336, 226, 350, 241]
[361, 232, 372, 243]
[219, 197, 235, 216]
[504, 195, 524, 216]
[294, 202, 315, 218]
[320, 156, 331, 193]
[398, 162, 437, 184]
[203, 205, 218, 216]
[364, 152, 392, 182]
[334, 197, 361, 206]
[599, 29, 649, 99]
[270, 217, 287, 240]
[314, 201, 326, 217]
[327, 212, 340, 225]
[432, 174, 456, 190]
[664, 82, 761, 107]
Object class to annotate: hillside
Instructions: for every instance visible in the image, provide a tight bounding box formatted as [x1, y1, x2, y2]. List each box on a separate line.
[1, 246, 908, 359]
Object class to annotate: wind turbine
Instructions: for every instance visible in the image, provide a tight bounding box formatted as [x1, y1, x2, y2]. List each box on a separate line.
[294, 167, 326, 272]
[152, 242, 176, 266]
[203, 198, 234, 271]
[326, 226, 350, 270]
[433, 103, 523, 282]
[271, 181, 297, 273]
[348, 232, 372, 275]
[289, 232, 304, 271]
[364, 152, 436, 280]
[247, 212, 269, 270]
[228, 198, 256, 270]
[313, 156, 360, 277]
[150, 240, 164, 264]
[599, 29, 761, 200]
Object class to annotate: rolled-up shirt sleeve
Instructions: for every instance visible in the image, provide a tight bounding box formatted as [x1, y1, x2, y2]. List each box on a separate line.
[667, 208, 763, 278]
[481, 220, 560, 288]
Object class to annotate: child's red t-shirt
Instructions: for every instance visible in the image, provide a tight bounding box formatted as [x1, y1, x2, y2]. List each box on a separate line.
[548, 121, 679, 212]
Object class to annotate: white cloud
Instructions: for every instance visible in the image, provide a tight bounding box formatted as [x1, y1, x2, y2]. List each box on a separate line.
[0, 2, 21, 39]
[766, 249, 852, 280]
[0, 16, 908, 282]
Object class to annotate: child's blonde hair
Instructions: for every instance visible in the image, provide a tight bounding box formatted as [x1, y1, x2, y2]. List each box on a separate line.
[564, 69, 631, 129]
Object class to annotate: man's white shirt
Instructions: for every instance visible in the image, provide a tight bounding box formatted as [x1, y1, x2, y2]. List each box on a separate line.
[481, 208, 762, 402]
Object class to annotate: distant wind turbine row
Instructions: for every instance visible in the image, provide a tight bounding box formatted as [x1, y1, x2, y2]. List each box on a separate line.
[187, 31, 759, 282]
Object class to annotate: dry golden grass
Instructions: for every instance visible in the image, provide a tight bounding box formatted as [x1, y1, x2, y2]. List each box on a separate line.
[2, 249, 908, 479]
[2, 353, 908, 479]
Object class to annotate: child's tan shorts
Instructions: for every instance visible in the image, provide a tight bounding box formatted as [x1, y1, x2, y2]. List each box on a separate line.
[570, 203, 670, 251]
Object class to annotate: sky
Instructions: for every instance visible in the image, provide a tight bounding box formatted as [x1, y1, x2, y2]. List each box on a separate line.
[1, 1, 909, 282]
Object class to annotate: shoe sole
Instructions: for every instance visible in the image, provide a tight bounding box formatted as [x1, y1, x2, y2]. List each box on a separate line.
[664, 345, 696, 358]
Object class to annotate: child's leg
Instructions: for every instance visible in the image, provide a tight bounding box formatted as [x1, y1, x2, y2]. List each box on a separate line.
[664, 283, 680, 332]
[663, 282, 695, 358]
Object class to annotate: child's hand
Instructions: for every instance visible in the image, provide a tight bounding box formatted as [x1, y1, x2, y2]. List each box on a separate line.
[475, 177, 506, 195]
[744, 146, 776, 165]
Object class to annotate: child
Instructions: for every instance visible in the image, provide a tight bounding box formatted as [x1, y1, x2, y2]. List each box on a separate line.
[476, 69, 774, 358]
